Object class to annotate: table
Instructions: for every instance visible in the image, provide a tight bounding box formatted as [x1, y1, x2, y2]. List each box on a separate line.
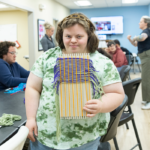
[0, 91, 26, 145]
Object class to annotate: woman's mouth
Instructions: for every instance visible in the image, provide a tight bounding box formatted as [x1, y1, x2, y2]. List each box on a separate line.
[70, 45, 78, 48]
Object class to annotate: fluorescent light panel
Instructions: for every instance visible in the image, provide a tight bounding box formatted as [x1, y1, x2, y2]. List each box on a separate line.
[74, 1, 92, 6]
[122, 0, 138, 3]
[0, 4, 9, 8]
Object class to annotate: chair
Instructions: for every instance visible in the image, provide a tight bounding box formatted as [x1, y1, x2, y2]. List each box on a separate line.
[126, 55, 133, 66]
[0, 126, 29, 150]
[126, 55, 141, 73]
[98, 95, 128, 150]
[115, 78, 142, 150]
[119, 65, 131, 81]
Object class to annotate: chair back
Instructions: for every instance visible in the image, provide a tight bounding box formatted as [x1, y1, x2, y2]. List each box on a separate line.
[123, 78, 141, 106]
[119, 65, 131, 82]
[0, 126, 29, 150]
[126, 55, 133, 66]
[100, 95, 128, 142]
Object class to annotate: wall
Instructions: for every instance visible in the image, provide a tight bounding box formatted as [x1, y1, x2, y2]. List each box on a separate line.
[0, 0, 70, 69]
[149, 4, 150, 16]
[0, 10, 29, 70]
[71, 6, 149, 54]
[9, 0, 70, 59]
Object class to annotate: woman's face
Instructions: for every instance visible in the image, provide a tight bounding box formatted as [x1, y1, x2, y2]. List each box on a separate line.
[47, 27, 54, 37]
[139, 18, 147, 30]
[63, 24, 88, 54]
[109, 44, 116, 53]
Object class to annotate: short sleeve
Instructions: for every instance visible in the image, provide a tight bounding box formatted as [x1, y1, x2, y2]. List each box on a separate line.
[101, 58, 121, 86]
[142, 29, 150, 36]
[31, 54, 45, 78]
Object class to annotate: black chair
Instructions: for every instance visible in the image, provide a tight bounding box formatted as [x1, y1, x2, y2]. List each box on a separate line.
[119, 65, 131, 81]
[98, 95, 128, 150]
[126, 55, 141, 73]
[126, 55, 133, 66]
[116, 78, 142, 150]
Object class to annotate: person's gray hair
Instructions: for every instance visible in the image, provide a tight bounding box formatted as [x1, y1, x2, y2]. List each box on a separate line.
[43, 22, 53, 30]
[141, 16, 150, 29]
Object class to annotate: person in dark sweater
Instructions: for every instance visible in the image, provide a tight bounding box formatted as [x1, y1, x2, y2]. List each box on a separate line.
[0, 41, 30, 91]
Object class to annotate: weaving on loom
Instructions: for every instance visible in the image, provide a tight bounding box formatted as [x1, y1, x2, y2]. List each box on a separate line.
[53, 53, 103, 120]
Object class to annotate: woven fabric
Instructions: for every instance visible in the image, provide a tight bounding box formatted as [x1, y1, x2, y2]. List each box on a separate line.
[53, 57, 102, 97]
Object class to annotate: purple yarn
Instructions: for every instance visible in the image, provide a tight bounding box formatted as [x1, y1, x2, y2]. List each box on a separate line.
[53, 57, 100, 96]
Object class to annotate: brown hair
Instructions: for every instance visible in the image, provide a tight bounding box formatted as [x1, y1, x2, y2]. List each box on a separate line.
[56, 13, 99, 53]
[97, 48, 112, 59]
[107, 41, 116, 48]
[0, 41, 16, 59]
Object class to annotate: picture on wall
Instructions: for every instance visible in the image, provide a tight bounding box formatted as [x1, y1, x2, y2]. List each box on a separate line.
[37, 19, 45, 51]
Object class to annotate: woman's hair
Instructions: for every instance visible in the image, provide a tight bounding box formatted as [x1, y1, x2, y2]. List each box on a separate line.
[0, 41, 16, 59]
[141, 16, 150, 29]
[43, 22, 53, 30]
[97, 48, 112, 59]
[56, 12, 99, 53]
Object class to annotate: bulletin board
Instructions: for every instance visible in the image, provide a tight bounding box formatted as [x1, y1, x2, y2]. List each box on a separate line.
[37, 19, 45, 51]
[0, 24, 17, 42]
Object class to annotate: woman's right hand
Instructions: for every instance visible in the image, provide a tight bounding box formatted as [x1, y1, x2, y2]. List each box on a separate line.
[127, 35, 131, 40]
[26, 119, 38, 142]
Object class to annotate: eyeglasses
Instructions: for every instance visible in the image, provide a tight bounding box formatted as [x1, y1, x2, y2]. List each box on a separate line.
[8, 52, 18, 55]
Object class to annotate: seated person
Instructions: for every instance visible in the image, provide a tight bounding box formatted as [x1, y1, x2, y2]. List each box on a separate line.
[0, 41, 30, 91]
[114, 39, 133, 55]
[107, 41, 128, 72]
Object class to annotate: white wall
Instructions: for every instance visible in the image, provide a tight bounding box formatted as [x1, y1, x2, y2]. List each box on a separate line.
[0, 0, 70, 68]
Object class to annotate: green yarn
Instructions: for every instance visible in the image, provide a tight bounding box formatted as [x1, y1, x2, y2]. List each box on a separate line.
[0, 114, 21, 126]
[55, 92, 61, 141]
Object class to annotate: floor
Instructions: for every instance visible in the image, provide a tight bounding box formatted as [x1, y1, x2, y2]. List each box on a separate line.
[109, 66, 150, 150]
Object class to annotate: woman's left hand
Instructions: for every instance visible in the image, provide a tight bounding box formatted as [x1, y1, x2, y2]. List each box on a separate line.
[83, 99, 103, 118]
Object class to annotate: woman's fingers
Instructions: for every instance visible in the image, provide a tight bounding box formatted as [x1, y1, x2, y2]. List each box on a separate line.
[87, 113, 96, 117]
[26, 120, 37, 142]
[83, 107, 96, 114]
[28, 130, 35, 142]
[34, 125, 38, 136]
[84, 104, 97, 110]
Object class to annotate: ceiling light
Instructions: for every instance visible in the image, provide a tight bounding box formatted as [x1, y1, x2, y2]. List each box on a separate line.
[74, 1, 92, 6]
[122, 0, 138, 4]
[0, 4, 9, 8]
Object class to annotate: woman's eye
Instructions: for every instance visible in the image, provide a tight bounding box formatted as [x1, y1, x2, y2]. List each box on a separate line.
[66, 35, 71, 38]
[77, 36, 81, 38]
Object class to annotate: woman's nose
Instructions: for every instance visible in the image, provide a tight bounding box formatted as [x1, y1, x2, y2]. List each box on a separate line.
[71, 37, 77, 43]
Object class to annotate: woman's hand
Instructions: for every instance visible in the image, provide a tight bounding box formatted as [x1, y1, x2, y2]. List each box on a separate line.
[83, 99, 103, 117]
[26, 119, 38, 142]
[127, 35, 131, 40]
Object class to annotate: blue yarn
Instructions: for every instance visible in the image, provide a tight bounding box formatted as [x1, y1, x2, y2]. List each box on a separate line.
[4, 83, 26, 94]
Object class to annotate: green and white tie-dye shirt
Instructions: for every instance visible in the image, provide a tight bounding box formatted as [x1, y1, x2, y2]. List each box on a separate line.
[31, 46, 121, 149]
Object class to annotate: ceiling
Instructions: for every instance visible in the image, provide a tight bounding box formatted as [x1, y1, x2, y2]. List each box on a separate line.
[54, 0, 150, 9]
